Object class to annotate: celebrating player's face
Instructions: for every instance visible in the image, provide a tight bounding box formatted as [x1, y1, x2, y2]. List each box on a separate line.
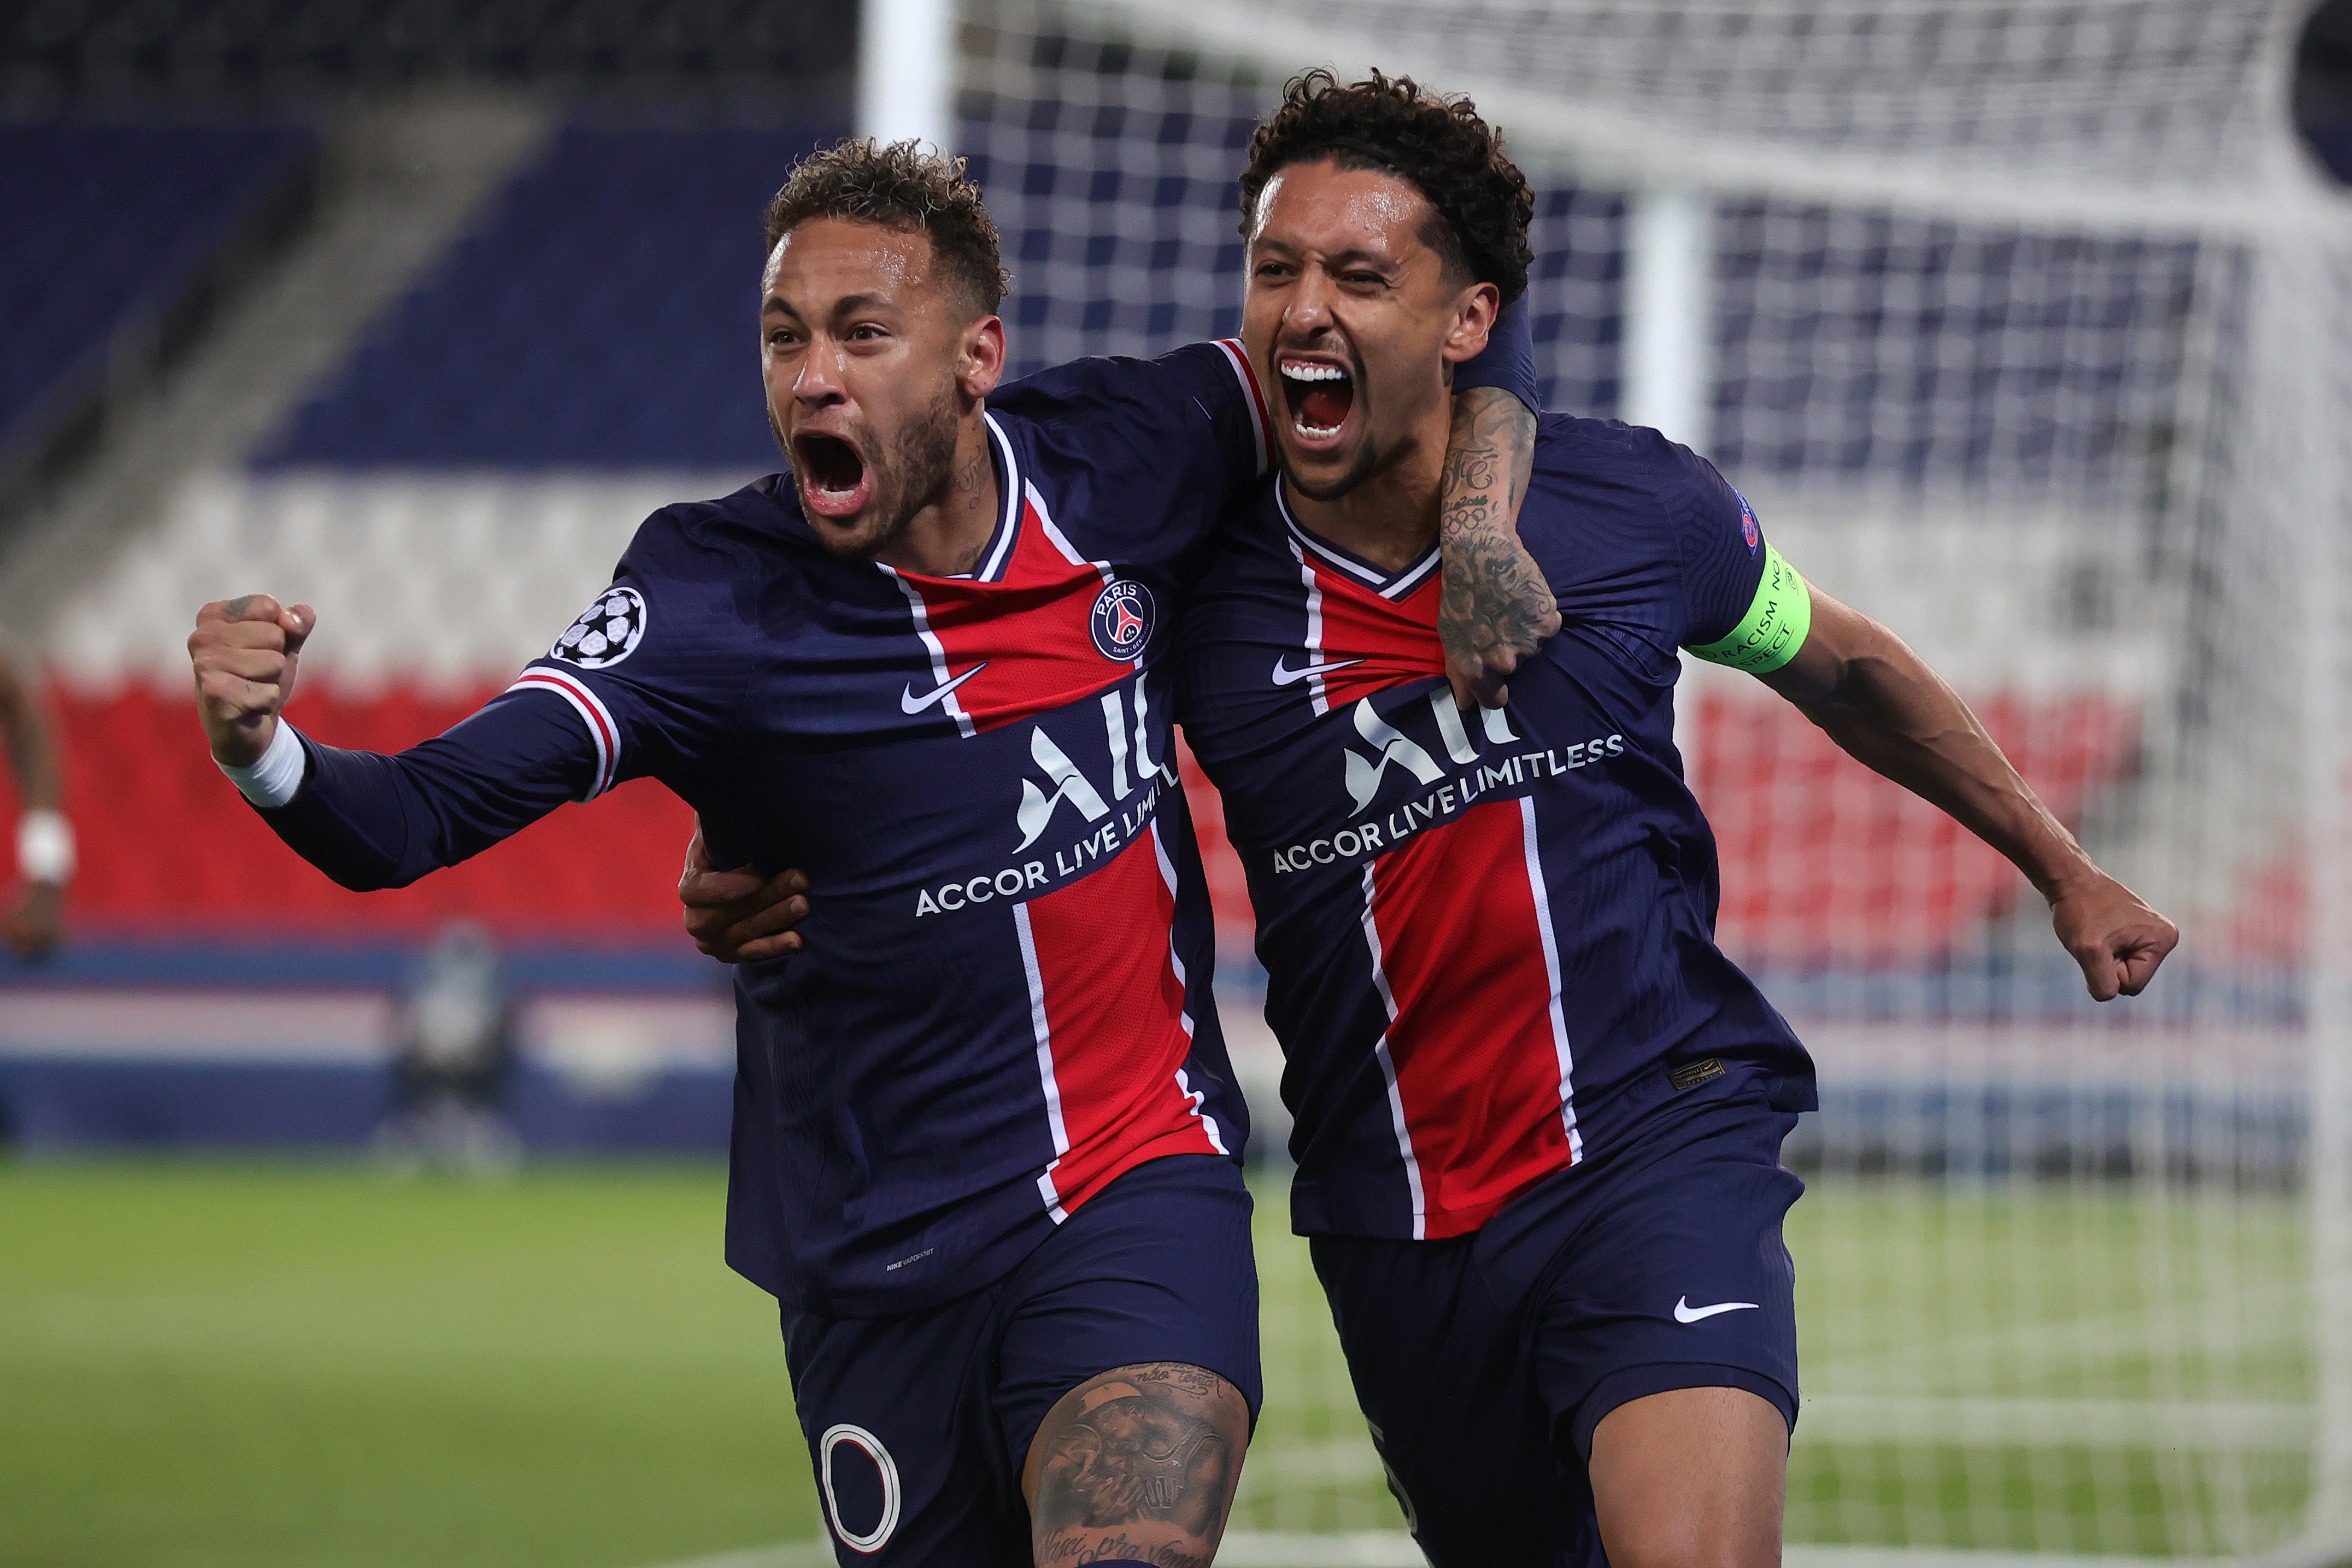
[760, 218, 996, 557]
[1243, 160, 1499, 502]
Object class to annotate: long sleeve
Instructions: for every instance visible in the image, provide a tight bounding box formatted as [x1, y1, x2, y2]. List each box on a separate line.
[253, 691, 598, 891]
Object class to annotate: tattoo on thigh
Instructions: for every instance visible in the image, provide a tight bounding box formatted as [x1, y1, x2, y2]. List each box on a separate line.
[1031, 1362, 1247, 1567]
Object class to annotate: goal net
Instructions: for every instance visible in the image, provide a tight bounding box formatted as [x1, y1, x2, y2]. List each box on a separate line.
[952, 0, 2352, 1561]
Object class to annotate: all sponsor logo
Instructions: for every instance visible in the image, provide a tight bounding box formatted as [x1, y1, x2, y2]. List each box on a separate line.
[1267, 690, 1626, 875]
[1089, 579, 1155, 662]
[1737, 491, 1761, 554]
[912, 682, 1175, 917]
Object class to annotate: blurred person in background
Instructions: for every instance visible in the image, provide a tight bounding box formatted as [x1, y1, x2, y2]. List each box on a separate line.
[378, 920, 521, 1175]
[0, 633, 71, 958]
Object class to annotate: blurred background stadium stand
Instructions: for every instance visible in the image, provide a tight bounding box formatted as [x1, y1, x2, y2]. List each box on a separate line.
[0, 5, 858, 1156]
[5, 1, 2352, 1564]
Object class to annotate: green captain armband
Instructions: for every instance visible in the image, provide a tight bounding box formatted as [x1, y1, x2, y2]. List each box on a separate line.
[1686, 542, 1813, 674]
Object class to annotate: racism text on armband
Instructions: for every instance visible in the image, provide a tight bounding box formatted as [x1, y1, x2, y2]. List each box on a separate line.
[1686, 542, 1812, 674]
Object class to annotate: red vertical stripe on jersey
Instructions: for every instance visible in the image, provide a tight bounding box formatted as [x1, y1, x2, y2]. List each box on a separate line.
[899, 489, 1130, 732]
[1365, 797, 1577, 1237]
[1018, 827, 1220, 1217]
[1308, 564, 1445, 709]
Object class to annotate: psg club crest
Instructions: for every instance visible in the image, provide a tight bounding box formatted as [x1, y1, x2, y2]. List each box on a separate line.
[553, 585, 647, 669]
[1090, 579, 1155, 662]
[1737, 492, 1761, 554]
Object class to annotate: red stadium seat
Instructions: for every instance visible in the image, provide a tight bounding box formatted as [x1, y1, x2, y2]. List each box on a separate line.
[4, 681, 693, 938]
[4, 680, 2140, 964]
[1684, 689, 2140, 965]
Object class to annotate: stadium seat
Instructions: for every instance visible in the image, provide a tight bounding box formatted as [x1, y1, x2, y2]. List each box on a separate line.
[1687, 689, 2140, 965]
[1, 683, 693, 937]
[255, 124, 835, 469]
[0, 121, 311, 452]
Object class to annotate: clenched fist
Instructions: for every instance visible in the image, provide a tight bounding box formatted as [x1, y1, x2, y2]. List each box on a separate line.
[189, 595, 314, 767]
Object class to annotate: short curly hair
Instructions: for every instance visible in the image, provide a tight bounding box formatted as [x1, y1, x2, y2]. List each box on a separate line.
[1238, 71, 1534, 305]
[764, 139, 1012, 319]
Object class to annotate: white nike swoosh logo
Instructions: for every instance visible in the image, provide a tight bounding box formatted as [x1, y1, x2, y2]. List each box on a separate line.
[1673, 1296, 1760, 1324]
[901, 662, 988, 713]
[1272, 655, 1365, 686]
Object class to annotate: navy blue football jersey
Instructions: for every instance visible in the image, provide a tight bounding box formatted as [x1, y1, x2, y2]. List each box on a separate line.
[260, 343, 1271, 1314]
[526, 345, 1289, 1312]
[1171, 415, 1819, 1244]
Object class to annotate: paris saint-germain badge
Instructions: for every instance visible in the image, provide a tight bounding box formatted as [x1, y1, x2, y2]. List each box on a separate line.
[1090, 579, 1155, 662]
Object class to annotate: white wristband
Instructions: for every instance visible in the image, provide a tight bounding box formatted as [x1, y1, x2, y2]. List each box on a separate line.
[17, 808, 74, 885]
[218, 720, 309, 809]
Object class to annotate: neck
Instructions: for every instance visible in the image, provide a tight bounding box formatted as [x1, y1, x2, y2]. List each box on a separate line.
[874, 415, 1001, 576]
[1284, 406, 1447, 571]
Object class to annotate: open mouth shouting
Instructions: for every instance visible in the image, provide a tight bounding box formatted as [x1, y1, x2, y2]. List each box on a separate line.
[1278, 356, 1357, 450]
[792, 428, 873, 519]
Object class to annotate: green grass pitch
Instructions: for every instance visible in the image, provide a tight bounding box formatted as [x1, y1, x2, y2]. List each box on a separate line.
[0, 1161, 2313, 1567]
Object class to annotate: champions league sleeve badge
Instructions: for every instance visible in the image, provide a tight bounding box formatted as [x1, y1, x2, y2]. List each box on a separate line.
[552, 585, 647, 669]
[1089, 579, 1156, 663]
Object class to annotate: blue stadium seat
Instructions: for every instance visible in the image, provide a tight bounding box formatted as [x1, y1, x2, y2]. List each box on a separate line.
[0, 121, 312, 450]
[257, 124, 840, 470]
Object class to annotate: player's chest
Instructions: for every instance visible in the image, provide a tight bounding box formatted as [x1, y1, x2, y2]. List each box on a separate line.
[1203, 556, 1667, 857]
[768, 489, 1184, 746]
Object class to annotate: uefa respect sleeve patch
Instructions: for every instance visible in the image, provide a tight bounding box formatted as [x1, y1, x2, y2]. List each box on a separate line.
[1687, 542, 1812, 674]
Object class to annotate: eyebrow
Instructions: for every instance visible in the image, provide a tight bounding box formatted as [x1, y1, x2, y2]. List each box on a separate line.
[1253, 245, 1398, 274]
[762, 292, 899, 319]
[1248, 236, 1396, 269]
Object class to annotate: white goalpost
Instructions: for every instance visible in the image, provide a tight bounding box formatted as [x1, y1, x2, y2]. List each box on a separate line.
[858, 0, 958, 155]
[853, 1, 2352, 1561]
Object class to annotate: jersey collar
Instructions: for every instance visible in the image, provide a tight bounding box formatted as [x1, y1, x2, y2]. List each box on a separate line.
[1276, 473, 1441, 601]
[847, 410, 1022, 585]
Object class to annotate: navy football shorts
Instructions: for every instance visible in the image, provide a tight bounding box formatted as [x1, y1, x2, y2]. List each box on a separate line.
[1311, 1074, 1802, 1568]
[781, 1152, 1261, 1567]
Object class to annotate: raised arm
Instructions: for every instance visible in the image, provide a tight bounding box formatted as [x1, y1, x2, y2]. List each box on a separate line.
[190, 595, 597, 891]
[1758, 586, 2178, 1000]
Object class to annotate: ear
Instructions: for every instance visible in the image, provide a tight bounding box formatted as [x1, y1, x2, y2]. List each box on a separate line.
[1439, 281, 1502, 366]
[958, 315, 1007, 402]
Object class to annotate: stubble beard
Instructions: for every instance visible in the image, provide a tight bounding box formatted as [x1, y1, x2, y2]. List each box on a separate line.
[774, 380, 965, 560]
[1283, 425, 1386, 504]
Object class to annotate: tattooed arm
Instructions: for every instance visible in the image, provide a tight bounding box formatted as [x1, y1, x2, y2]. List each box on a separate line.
[1024, 1361, 1250, 1568]
[1438, 386, 1557, 709]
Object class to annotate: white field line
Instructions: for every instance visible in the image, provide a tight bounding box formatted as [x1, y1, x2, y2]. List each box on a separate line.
[641, 1537, 2236, 1568]
[1237, 1437, 1386, 1484]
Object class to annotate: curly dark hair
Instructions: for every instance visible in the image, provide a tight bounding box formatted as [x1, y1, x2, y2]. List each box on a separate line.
[763, 139, 1011, 319]
[1238, 71, 1534, 305]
